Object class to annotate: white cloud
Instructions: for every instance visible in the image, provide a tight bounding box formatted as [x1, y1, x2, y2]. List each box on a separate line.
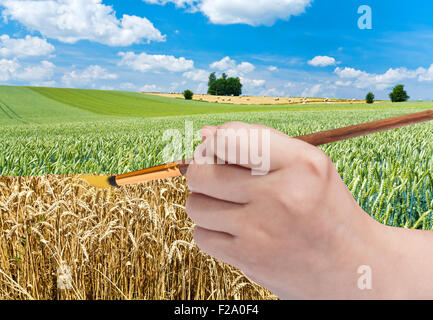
[119, 82, 137, 90]
[260, 88, 285, 97]
[334, 67, 366, 79]
[335, 80, 352, 87]
[302, 84, 322, 97]
[195, 82, 208, 93]
[183, 69, 209, 82]
[99, 85, 115, 90]
[144, 0, 313, 26]
[0, 35, 54, 58]
[268, 66, 278, 72]
[334, 65, 431, 90]
[140, 84, 159, 92]
[0, 0, 165, 46]
[236, 62, 255, 74]
[0, 58, 55, 81]
[418, 64, 433, 82]
[16, 60, 55, 81]
[62, 65, 117, 87]
[119, 52, 194, 72]
[210, 56, 236, 70]
[308, 56, 337, 67]
[31, 80, 56, 87]
[0, 58, 19, 81]
[145, 0, 196, 7]
[210, 56, 255, 77]
[241, 77, 266, 87]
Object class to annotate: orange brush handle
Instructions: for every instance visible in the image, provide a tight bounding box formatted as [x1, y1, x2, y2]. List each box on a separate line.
[114, 162, 181, 186]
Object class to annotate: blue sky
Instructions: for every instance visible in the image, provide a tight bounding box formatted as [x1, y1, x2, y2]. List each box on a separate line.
[0, 0, 432, 99]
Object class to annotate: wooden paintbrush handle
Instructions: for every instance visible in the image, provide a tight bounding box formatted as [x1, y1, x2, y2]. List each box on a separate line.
[177, 110, 433, 175]
[295, 110, 433, 146]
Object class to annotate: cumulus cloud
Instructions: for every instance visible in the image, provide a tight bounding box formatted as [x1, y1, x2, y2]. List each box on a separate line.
[308, 56, 337, 67]
[144, 0, 313, 26]
[236, 62, 255, 74]
[260, 87, 285, 97]
[334, 80, 351, 87]
[302, 84, 322, 97]
[145, 0, 196, 7]
[0, 0, 165, 46]
[0, 35, 54, 58]
[119, 52, 194, 72]
[334, 65, 432, 90]
[210, 56, 236, 70]
[16, 60, 55, 81]
[418, 64, 433, 82]
[334, 67, 368, 79]
[62, 65, 117, 87]
[183, 69, 209, 82]
[0, 58, 19, 81]
[241, 77, 266, 87]
[140, 84, 159, 92]
[0, 58, 55, 81]
[119, 82, 137, 90]
[31, 80, 56, 87]
[268, 66, 278, 72]
[210, 56, 255, 77]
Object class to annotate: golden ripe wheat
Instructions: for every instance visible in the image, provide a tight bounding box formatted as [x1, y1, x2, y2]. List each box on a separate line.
[0, 175, 275, 300]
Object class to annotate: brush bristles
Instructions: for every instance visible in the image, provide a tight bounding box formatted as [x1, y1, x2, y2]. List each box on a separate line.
[79, 175, 113, 189]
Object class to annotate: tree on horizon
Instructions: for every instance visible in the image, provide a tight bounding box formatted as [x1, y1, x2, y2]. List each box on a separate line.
[207, 72, 217, 95]
[208, 73, 242, 96]
[366, 92, 375, 104]
[389, 84, 409, 102]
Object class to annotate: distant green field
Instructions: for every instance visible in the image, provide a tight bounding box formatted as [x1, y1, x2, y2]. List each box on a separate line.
[1, 85, 433, 228]
[0, 85, 430, 124]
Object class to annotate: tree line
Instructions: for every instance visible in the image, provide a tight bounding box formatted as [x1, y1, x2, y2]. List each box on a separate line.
[207, 72, 242, 96]
[366, 84, 410, 104]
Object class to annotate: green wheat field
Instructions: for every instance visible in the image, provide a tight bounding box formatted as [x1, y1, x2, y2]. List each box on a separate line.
[1, 85, 432, 299]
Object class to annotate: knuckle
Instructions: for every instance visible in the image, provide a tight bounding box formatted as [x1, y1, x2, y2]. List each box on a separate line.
[269, 169, 312, 211]
[301, 148, 333, 181]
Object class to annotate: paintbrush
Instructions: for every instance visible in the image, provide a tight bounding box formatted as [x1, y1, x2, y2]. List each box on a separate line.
[80, 110, 433, 188]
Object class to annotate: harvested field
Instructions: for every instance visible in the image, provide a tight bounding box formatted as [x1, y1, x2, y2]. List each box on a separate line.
[0, 175, 276, 300]
[145, 92, 388, 105]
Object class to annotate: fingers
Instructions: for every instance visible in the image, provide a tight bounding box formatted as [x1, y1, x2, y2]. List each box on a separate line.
[193, 227, 238, 266]
[199, 122, 312, 173]
[201, 126, 217, 140]
[186, 193, 245, 235]
[186, 161, 256, 203]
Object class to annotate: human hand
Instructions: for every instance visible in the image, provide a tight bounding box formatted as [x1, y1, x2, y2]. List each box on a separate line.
[185, 122, 401, 299]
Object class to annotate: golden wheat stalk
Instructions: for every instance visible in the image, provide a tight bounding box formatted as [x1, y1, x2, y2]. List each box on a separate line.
[0, 175, 276, 300]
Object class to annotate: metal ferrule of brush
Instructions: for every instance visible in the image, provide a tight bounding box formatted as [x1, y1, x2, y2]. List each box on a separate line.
[110, 162, 186, 186]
